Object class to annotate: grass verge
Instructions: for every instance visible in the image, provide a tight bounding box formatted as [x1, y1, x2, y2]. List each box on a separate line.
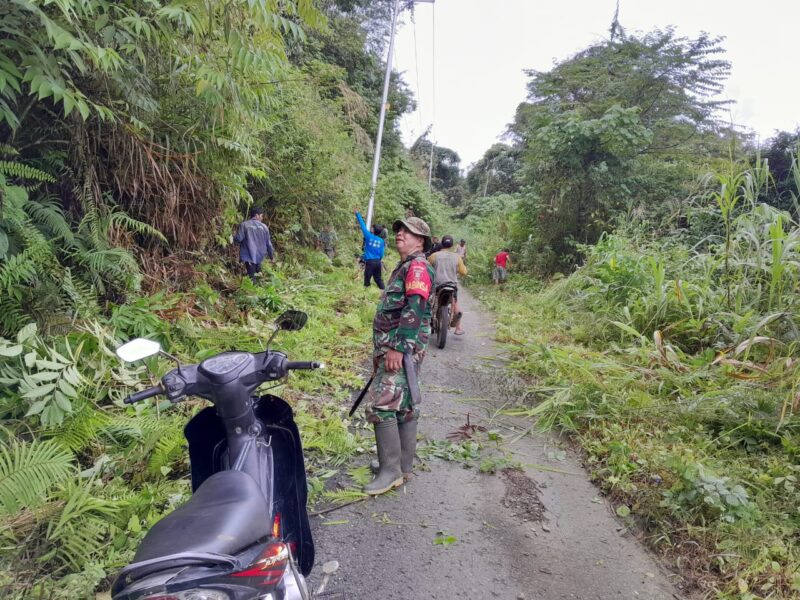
[473, 282, 800, 600]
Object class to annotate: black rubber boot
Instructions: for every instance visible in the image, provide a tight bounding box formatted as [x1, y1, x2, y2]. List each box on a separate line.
[398, 418, 418, 479]
[364, 420, 403, 495]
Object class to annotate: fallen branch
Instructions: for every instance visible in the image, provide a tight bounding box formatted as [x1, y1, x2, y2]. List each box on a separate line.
[310, 498, 366, 517]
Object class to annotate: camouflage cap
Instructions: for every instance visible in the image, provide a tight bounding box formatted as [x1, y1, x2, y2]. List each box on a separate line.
[392, 217, 432, 252]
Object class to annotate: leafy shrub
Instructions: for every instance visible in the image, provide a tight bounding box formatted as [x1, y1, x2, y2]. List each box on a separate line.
[662, 460, 754, 524]
[0, 324, 84, 426]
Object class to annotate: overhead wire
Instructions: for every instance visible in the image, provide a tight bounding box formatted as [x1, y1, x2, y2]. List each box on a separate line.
[411, 9, 425, 136]
[427, 2, 437, 190]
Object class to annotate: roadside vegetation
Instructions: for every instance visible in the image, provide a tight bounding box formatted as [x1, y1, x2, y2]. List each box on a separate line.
[2, 2, 800, 599]
[0, 248, 391, 598]
[453, 16, 800, 600]
[463, 99, 800, 600]
[474, 164, 800, 597]
[0, 0, 448, 596]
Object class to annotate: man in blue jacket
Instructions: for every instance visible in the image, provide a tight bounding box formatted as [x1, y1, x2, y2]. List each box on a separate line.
[234, 207, 275, 282]
[356, 210, 385, 289]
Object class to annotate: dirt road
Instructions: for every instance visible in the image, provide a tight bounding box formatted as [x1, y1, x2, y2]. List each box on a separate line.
[308, 288, 686, 600]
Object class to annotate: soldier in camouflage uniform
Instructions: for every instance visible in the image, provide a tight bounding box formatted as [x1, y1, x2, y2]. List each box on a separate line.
[363, 216, 434, 496]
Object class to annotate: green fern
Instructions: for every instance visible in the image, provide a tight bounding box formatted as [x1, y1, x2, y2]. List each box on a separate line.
[99, 417, 146, 446]
[49, 404, 111, 453]
[147, 427, 187, 476]
[347, 465, 372, 487]
[61, 269, 99, 322]
[0, 439, 75, 515]
[0, 160, 56, 184]
[46, 479, 120, 571]
[0, 144, 19, 158]
[321, 487, 367, 503]
[24, 198, 75, 244]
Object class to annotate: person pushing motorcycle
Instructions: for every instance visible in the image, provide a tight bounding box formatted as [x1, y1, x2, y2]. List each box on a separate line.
[428, 234, 468, 336]
[363, 216, 434, 495]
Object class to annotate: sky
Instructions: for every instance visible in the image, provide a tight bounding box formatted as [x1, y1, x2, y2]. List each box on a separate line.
[391, 0, 800, 169]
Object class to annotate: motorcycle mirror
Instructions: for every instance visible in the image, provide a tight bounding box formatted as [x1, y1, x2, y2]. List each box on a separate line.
[275, 310, 308, 331]
[116, 338, 161, 363]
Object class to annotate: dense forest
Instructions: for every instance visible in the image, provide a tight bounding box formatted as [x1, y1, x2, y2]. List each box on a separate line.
[1, 1, 800, 598]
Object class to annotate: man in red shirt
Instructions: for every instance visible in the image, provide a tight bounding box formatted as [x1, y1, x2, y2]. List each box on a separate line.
[493, 248, 511, 284]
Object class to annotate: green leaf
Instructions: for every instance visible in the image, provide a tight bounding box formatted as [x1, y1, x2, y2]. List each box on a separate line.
[58, 379, 79, 398]
[63, 367, 82, 387]
[0, 345, 23, 357]
[25, 399, 48, 416]
[62, 93, 75, 117]
[127, 515, 142, 534]
[41, 404, 65, 426]
[53, 390, 72, 412]
[48, 348, 71, 365]
[0, 230, 8, 259]
[433, 531, 458, 546]
[77, 98, 90, 120]
[29, 371, 60, 382]
[616, 505, 631, 518]
[17, 323, 37, 343]
[22, 383, 56, 399]
[35, 360, 66, 371]
[24, 352, 36, 368]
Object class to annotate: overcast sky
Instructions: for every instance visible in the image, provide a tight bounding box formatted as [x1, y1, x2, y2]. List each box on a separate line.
[391, 0, 800, 169]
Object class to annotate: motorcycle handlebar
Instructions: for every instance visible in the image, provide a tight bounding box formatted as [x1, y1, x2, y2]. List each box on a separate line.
[286, 361, 324, 371]
[124, 385, 164, 404]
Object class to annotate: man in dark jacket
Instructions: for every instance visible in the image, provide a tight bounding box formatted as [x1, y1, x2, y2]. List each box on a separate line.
[234, 207, 275, 282]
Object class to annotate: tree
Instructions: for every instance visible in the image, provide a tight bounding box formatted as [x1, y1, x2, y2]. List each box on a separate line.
[410, 136, 462, 196]
[465, 143, 523, 197]
[757, 130, 800, 213]
[513, 27, 730, 146]
[305, 0, 416, 157]
[509, 26, 732, 273]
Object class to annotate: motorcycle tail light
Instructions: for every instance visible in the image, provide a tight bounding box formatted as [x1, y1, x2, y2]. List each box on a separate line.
[230, 541, 289, 585]
[271, 512, 281, 538]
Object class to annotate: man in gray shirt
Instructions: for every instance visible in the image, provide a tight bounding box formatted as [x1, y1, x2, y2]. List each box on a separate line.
[234, 206, 275, 282]
[428, 235, 468, 335]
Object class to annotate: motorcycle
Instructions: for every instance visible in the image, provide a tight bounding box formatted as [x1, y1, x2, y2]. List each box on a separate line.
[111, 310, 323, 600]
[431, 283, 457, 349]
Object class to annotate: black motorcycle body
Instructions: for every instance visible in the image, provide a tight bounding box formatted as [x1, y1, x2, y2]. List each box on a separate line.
[111, 311, 320, 600]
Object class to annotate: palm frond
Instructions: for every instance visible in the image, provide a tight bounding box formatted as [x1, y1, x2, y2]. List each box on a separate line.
[0, 439, 75, 515]
[46, 479, 120, 570]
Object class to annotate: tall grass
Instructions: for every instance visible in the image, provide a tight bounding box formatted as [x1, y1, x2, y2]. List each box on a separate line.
[474, 159, 800, 598]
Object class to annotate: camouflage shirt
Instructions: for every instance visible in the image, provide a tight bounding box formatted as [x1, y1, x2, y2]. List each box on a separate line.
[372, 252, 434, 356]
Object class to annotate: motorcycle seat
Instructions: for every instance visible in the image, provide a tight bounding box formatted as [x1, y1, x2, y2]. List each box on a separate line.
[134, 470, 270, 563]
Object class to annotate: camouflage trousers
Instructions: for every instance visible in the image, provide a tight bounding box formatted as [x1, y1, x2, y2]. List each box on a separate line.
[364, 353, 424, 424]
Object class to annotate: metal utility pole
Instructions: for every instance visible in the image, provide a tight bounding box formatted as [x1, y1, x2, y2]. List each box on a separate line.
[365, 0, 402, 230]
[365, 0, 435, 229]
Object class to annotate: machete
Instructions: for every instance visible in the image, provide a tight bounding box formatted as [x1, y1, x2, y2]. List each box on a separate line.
[348, 373, 375, 417]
